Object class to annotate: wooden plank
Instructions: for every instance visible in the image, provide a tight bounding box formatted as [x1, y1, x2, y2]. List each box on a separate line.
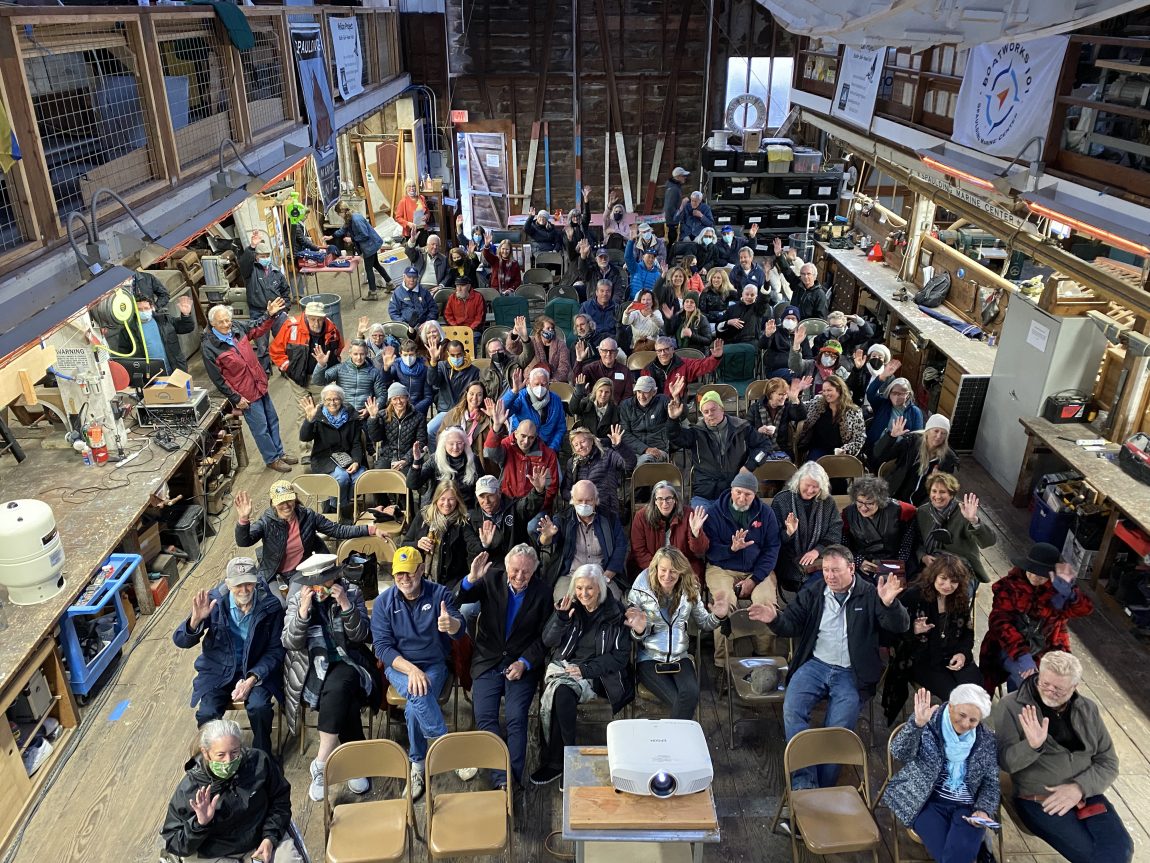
[568, 786, 718, 830]
[129, 17, 180, 184]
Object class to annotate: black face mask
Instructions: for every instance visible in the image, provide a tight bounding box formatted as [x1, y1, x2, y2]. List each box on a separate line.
[490, 351, 506, 366]
[868, 358, 883, 371]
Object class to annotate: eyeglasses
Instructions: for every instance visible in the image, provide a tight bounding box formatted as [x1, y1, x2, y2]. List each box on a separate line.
[654, 496, 677, 503]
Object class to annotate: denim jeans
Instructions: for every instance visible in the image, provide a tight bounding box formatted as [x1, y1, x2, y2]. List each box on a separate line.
[782, 658, 860, 789]
[384, 663, 449, 764]
[1014, 794, 1133, 863]
[244, 393, 285, 464]
[331, 465, 367, 507]
[197, 682, 275, 756]
[427, 410, 447, 444]
[471, 666, 539, 784]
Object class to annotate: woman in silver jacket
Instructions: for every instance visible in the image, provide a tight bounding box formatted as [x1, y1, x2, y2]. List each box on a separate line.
[625, 546, 733, 719]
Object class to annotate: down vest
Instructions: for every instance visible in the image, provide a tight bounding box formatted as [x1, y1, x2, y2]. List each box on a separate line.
[311, 358, 385, 411]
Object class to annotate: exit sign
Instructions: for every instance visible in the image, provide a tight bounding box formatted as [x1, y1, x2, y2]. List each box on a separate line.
[450, 110, 469, 124]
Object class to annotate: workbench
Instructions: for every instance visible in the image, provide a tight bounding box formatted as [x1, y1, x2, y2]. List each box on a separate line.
[1013, 415, 1150, 590]
[0, 403, 235, 848]
[562, 746, 720, 863]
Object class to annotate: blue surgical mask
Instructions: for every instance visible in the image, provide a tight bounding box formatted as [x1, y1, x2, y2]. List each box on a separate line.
[723, 233, 733, 243]
[138, 309, 154, 323]
[541, 330, 555, 342]
[702, 237, 714, 246]
[449, 356, 465, 368]
[472, 233, 482, 243]
[258, 257, 272, 269]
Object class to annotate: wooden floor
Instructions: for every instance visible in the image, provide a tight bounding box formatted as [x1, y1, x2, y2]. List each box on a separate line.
[5, 344, 1150, 861]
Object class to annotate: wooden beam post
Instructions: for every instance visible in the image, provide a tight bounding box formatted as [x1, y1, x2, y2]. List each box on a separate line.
[643, 2, 692, 214]
[593, 0, 632, 212]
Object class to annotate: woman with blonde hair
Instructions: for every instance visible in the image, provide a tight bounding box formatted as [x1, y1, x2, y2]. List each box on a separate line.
[400, 480, 482, 590]
[625, 547, 731, 719]
[875, 413, 960, 506]
[699, 266, 734, 325]
[570, 375, 620, 440]
[664, 290, 714, 350]
[482, 239, 522, 294]
[441, 380, 492, 462]
[407, 425, 480, 507]
[797, 375, 866, 460]
[770, 461, 843, 592]
[654, 264, 690, 314]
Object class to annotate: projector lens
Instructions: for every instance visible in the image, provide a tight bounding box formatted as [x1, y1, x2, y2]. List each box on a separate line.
[649, 771, 677, 798]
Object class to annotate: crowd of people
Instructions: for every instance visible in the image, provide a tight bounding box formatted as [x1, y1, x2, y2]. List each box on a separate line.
[162, 175, 1129, 863]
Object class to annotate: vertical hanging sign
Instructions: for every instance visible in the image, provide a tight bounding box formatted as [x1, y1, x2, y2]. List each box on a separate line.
[291, 24, 340, 206]
[328, 17, 363, 100]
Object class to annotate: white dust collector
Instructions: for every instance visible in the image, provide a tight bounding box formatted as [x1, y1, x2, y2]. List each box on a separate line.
[607, 719, 714, 797]
[0, 500, 66, 604]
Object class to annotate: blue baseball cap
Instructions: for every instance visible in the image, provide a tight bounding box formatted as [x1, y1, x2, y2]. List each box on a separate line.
[403, 267, 419, 278]
[721, 225, 735, 234]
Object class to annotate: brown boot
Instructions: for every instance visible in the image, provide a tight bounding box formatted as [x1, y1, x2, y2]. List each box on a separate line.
[281, 455, 299, 465]
[267, 459, 292, 473]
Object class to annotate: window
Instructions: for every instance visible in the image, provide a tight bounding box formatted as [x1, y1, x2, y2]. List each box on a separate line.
[725, 57, 793, 131]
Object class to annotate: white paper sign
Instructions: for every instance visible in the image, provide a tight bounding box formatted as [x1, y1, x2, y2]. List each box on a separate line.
[830, 47, 884, 131]
[485, 154, 500, 168]
[952, 36, 1068, 157]
[328, 17, 363, 100]
[1026, 320, 1050, 353]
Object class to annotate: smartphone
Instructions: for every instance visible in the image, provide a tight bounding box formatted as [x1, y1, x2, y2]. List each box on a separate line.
[1077, 801, 1107, 819]
[963, 816, 1000, 830]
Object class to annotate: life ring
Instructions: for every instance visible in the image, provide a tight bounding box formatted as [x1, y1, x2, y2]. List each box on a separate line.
[725, 94, 768, 134]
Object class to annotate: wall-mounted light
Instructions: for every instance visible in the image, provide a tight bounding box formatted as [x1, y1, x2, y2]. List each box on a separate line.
[916, 138, 1045, 196]
[1022, 187, 1150, 258]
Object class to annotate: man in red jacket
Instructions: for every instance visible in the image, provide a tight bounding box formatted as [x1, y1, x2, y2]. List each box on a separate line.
[269, 301, 343, 463]
[644, 336, 723, 395]
[202, 300, 294, 473]
[443, 276, 485, 341]
[482, 397, 559, 512]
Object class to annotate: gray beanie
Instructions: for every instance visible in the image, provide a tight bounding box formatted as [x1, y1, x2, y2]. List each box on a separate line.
[731, 473, 758, 493]
[387, 383, 409, 400]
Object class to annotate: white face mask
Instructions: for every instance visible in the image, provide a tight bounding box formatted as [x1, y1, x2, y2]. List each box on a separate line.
[782, 319, 797, 331]
[574, 503, 595, 518]
[530, 385, 548, 399]
[820, 355, 837, 367]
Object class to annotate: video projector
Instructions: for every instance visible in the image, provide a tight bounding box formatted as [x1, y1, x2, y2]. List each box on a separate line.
[606, 719, 713, 797]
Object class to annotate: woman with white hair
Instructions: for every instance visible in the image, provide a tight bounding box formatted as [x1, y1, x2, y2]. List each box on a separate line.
[299, 383, 365, 515]
[880, 684, 1000, 863]
[407, 424, 480, 507]
[531, 563, 633, 786]
[416, 320, 445, 363]
[770, 461, 843, 592]
[864, 357, 924, 457]
[160, 718, 298, 862]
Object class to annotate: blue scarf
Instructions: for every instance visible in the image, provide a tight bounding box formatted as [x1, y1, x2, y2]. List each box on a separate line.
[322, 406, 349, 428]
[939, 706, 976, 795]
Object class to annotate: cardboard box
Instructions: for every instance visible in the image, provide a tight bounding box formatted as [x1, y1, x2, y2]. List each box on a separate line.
[742, 129, 763, 153]
[142, 369, 193, 405]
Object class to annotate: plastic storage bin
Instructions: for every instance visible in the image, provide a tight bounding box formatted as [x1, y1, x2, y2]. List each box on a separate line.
[736, 151, 767, 173]
[809, 177, 840, 200]
[712, 206, 743, 227]
[701, 149, 737, 171]
[777, 178, 809, 199]
[792, 148, 824, 173]
[715, 177, 753, 201]
[767, 207, 800, 229]
[767, 145, 794, 174]
[58, 553, 140, 697]
[1029, 492, 1074, 549]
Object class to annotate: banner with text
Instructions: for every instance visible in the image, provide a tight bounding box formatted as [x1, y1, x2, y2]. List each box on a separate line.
[830, 47, 884, 131]
[952, 37, 1068, 157]
[329, 17, 364, 100]
[291, 24, 340, 206]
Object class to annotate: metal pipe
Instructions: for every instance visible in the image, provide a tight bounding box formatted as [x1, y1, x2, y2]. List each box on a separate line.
[218, 138, 259, 176]
[87, 188, 156, 245]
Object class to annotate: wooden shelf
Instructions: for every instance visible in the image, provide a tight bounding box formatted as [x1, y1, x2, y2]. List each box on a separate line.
[707, 170, 844, 179]
[15, 695, 60, 756]
[1095, 58, 1150, 75]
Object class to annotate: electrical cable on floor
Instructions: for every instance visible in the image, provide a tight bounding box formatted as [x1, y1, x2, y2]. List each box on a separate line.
[543, 829, 576, 860]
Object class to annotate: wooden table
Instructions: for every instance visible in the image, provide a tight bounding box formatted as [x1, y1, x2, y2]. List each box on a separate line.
[1013, 415, 1150, 588]
[299, 255, 364, 309]
[562, 746, 720, 863]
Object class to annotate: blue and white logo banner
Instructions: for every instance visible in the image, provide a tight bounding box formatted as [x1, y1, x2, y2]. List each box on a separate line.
[952, 36, 1068, 157]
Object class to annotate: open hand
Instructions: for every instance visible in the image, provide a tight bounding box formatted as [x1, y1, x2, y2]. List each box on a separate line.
[711, 338, 724, 358]
[267, 297, 287, 317]
[530, 464, 551, 492]
[177, 295, 194, 316]
[747, 602, 777, 623]
[190, 589, 217, 628]
[688, 505, 708, 536]
[624, 606, 647, 634]
[479, 519, 496, 548]
[883, 359, 902, 379]
[235, 490, 253, 522]
[731, 529, 755, 552]
[364, 396, 380, 419]
[784, 512, 799, 537]
[312, 344, 331, 366]
[1019, 704, 1049, 749]
[960, 493, 981, 524]
[912, 687, 938, 728]
[853, 348, 866, 369]
[765, 318, 777, 337]
[890, 415, 908, 438]
[608, 424, 624, 447]
[538, 514, 558, 545]
[470, 551, 492, 582]
[877, 573, 904, 606]
[556, 593, 575, 618]
[299, 394, 318, 422]
[190, 786, 220, 826]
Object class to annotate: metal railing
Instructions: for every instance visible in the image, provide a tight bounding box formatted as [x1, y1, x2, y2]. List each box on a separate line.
[0, 5, 402, 276]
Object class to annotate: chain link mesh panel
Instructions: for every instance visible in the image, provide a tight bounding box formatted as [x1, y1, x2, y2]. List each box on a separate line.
[0, 173, 30, 252]
[243, 18, 288, 133]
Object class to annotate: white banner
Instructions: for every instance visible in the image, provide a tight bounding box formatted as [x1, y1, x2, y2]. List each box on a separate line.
[328, 17, 363, 100]
[830, 47, 884, 131]
[952, 37, 1068, 156]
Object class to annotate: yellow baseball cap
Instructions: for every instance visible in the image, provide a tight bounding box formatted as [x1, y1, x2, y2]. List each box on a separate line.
[392, 546, 424, 574]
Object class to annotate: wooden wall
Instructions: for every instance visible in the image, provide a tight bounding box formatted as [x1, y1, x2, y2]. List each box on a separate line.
[403, 0, 783, 215]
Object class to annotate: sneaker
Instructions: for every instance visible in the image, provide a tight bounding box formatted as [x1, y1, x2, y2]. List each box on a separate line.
[347, 776, 370, 794]
[455, 767, 478, 781]
[21, 737, 52, 776]
[529, 765, 562, 786]
[364, 290, 381, 302]
[308, 758, 325, 802]
[406, 763, 426, 802]
[775, 803, 793, 836]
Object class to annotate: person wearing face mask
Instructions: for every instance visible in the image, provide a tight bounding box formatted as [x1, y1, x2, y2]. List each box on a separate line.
[238, 233, 292, 372]
[770, 461, 844, 593]
[626, 482, 710, 580]
[502, 366, 567, 454]
[694, 226, 723, 271]
[624, 228, 663, 299]
[714, 224, 750, 267]
[161, 719, 296, 863]
[110, 292, 195, 373]
[866, 372, 924, 459]
[760, 305, 807, 376]
[480, 336, 522, 398]
[484, 401, 560, 511]
[789, 338, 851, 399]
[524, 207, 565, 253]
[458, 547, 553, 790]
[991, 651, 1132, 863]
[172, 558, 284, 757]
[507, 314, 572, 384]
[538, 480, 629, 602]
[379, 338, 434, 418]
[562, 424, 635, 521]
[282, 554, 381, 803]
[426, 339, 480, 440]
[636, 222, 668, 265]
[626, 547, 731, 720]
[813, 310, 875, 358]
[442, 245, 479, 291]
[601, 188, 636, 249]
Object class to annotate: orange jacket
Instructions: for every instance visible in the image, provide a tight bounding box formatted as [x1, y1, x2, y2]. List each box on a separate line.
[394, 195, 428, 234]
[269, 314, 344, 386]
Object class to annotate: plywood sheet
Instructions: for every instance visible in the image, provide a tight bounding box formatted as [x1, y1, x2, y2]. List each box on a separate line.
[568, 786, 718, 830]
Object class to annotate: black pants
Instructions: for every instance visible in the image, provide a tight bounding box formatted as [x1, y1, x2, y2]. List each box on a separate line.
[637, 659, 699, 720]
[913, 660, 983, 704]
[317, 661, 366, 743]
[363, 252, 391, 293]
[542, 679, 606, 769]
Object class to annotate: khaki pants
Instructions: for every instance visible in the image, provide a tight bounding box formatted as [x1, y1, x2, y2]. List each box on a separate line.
[705, 565, 778, 667]
[283, 376, 314, 458]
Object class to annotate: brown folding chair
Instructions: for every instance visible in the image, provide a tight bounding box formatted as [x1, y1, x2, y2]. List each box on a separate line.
[522, 268, 554, 287]
[724, 611, 789, 749]
[877, 459, 898, 479]
[336, 534, 399, 593]
[381, 672, 459, 739]
[548, 380, 574, 403]
[425, 731, 514, 860]
[754, 459, 797, 500]
[817, 453, 866, 482]
[872, 724, 933, 863]
[626, 350, 657, 372]
[692, 383, 739, 418]
[772, 727, 881, 863]
[743, 379, 774, 416]
[441, 325, 475, 360]
[324, 739, 414, 863]
[292, 474, 341, 512]
[629, 462, 684, 514]
[352, 469, 411, 533]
